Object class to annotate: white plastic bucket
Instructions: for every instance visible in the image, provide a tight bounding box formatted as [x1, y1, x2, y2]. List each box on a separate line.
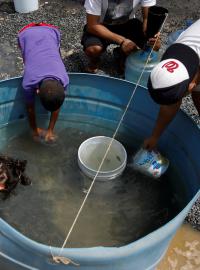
[78, 136, 127, 181]
[13, 0, 39, 13]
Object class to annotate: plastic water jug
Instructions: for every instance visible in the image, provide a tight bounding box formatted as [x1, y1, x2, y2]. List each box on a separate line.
[167, 19, 194, 46]
[125, 48, 161, 87]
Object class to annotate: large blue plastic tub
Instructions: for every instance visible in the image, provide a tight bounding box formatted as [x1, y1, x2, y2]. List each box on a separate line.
[0, 74, 199, 270]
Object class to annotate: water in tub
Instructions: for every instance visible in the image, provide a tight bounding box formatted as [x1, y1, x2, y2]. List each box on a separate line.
[0, 118, 191, 248]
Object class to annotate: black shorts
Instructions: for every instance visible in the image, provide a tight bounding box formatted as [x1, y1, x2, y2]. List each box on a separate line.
[81, 18, 146, 50]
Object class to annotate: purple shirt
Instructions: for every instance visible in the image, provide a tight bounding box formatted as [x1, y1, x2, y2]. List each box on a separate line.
[18, 26, 69, 103]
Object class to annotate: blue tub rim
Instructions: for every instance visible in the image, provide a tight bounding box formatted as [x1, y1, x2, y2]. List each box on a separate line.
[0, 74, 199, 263]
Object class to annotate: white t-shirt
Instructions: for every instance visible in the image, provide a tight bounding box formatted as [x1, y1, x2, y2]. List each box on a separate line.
[84, 0, 156, 18]
[175, 19, 200, 63]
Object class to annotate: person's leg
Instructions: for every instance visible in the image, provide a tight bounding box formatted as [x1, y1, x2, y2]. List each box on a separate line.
[81, 27, 107, 73]
[85, 45, 103, 73]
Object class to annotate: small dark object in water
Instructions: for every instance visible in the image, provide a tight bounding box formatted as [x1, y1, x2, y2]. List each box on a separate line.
[116, 155, 121, 162]
[0, 154, 31, 199]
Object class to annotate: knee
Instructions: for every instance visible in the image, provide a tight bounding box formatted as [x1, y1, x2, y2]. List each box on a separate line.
[85, 45, 103, 58]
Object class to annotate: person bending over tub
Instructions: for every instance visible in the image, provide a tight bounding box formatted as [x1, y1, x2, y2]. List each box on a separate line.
[18, 23, 69, 143]
[143, 19, 200, 150]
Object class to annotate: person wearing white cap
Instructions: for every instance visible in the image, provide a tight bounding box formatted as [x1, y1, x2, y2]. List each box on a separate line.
[144, 19, 200, 150]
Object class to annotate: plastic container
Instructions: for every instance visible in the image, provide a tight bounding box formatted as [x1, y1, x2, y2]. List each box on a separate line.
[125, 5, 168, 86]
[13, 0, 39, 13]
[78, 136, 127, 181]
[167, 19, 194, 46]
[132, 148, 169, 178]
[146, 6, 168, 39]
[125, 48, 161, 86]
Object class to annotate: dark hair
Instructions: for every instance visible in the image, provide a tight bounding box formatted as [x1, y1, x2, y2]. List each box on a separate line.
[0, 155, 31, 200]
[39, 79, 65, 112]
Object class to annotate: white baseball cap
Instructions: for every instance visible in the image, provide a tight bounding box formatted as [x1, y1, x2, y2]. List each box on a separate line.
[148, 43, 199, 104]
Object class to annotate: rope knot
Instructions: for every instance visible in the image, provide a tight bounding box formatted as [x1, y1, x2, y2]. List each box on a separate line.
[52, 256, 80, 266]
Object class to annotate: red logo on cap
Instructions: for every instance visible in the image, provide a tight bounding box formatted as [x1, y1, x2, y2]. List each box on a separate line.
[162, 61, 179, 73]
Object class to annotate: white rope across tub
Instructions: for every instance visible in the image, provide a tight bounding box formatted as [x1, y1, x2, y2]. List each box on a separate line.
[50, 13, 169, 265]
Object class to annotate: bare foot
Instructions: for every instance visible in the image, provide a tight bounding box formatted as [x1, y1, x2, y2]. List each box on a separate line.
[85, 66, 98, 74]
[85, 57, 100, 74]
